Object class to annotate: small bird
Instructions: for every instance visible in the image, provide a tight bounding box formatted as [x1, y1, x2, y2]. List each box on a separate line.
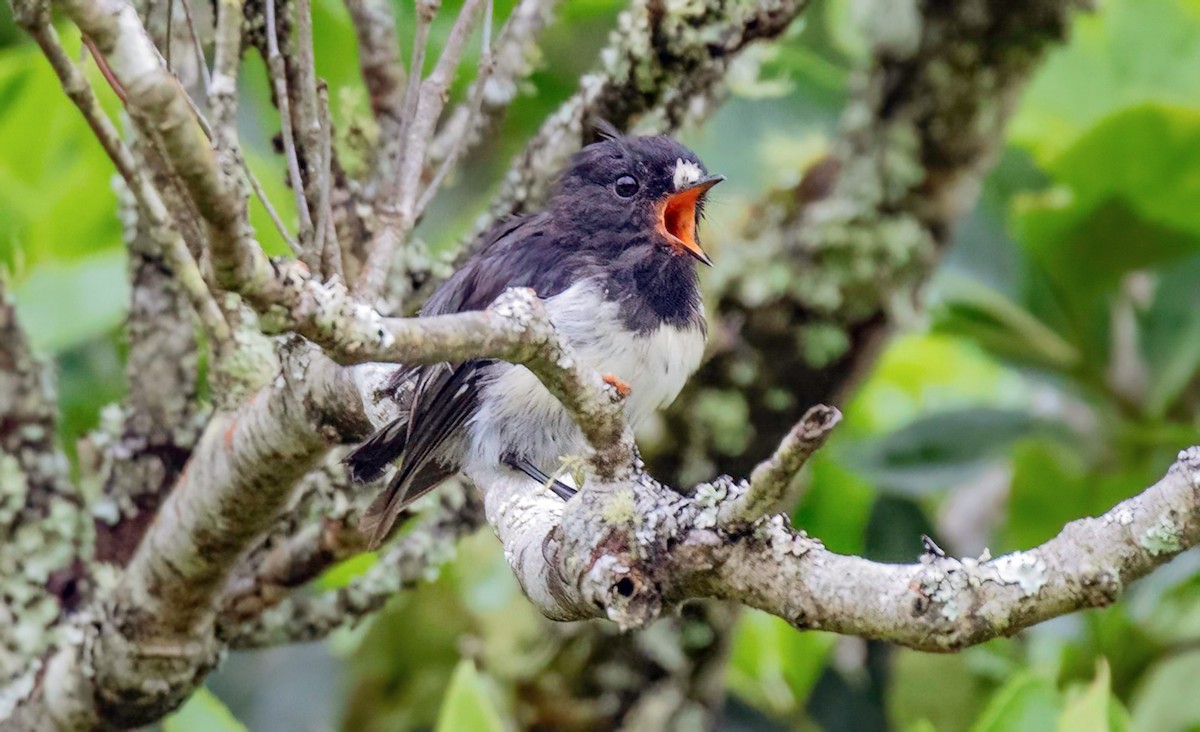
[347, 126, 722, 547]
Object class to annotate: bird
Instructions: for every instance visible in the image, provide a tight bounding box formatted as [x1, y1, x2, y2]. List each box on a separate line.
[346, 125, 722, 548]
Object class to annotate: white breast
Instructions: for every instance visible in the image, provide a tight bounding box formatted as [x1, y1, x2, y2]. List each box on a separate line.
[464, 280, 705, 474]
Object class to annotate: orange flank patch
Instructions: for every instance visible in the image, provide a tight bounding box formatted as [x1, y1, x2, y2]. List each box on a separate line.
[224, 418, 238, 449]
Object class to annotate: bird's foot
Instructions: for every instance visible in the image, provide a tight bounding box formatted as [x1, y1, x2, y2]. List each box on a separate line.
[503, 456, 577, 500]
[602, 373, 632, 399]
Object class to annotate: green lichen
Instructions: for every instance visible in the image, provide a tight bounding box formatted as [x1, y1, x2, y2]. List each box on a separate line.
[1140, 516, 1183, 556]
[799, 321, 852, 369]
[693, 390, 750, 456]
[602, 487, 638, 527]
[209, 319, 279, 408]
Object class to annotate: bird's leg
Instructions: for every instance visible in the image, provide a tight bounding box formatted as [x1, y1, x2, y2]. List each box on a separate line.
[503, 455, 577, 500]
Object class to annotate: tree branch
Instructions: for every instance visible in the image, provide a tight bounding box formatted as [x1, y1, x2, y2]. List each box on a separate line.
[219, 492, 485, 648]
[0, 280, 87, 721]
[475, 416, 1200, 651]
[344, 0, 405, 146]
[484, 0, 806, 224]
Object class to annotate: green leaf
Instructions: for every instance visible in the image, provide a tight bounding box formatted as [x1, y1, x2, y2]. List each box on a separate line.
[0, 33, 123, 271]
[1012, 104, 1200, 345]
[727, 609, 835, 716]
[11, 250, 128, 354]
[933, 275, 1081, 372]
[1143, 572, 1200, 645]
[314, 551, 379, 591]
[971, 672, 1062, 732]
[1001, 440, 1154, 553]
[1058, 606, 1164, 703]
[844, 332, 1017, 436]
[888, 650, 989, 732]
[434, 660, 507, 732]
[1011, 0, 1200, 165]
[851, 408, 1047, 496]
[163, 688, 248, 732]
[1058, 661, 1115, 732]
[1139, 256, 1200, 417]
[1128, 648, 1200, 729]
[793, 454, 874, 555]
[1130, 650, 1200, 732]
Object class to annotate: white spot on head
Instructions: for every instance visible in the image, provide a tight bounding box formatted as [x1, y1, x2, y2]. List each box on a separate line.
[673, 158, 703, 191]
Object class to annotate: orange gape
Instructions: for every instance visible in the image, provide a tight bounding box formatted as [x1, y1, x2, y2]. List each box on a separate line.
[658, 177, 719, 264]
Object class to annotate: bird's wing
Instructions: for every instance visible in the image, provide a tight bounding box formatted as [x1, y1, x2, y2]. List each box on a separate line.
[347, 212, 565, 547]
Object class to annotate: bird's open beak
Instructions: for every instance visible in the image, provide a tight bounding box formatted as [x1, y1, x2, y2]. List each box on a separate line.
[659, 174, 724, 266]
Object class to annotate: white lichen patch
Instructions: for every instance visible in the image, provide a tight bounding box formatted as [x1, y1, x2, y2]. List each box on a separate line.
[1176, 446, 1200, 488]
[1105, 506, 1135, 527]
[0, 455, 28, 526]
[1140, 515, 1183, 556]
[756, 514, 813, 563]
[992, 552, 1048, 596]
[691, 479, 731, 529]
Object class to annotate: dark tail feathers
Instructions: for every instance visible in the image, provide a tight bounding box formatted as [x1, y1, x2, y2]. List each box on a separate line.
[344, 417, 408, 483]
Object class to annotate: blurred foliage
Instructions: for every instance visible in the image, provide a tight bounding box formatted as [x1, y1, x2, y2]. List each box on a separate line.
[5, 0, 1200, 729]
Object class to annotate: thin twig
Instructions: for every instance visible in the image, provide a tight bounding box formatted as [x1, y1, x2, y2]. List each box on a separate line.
[315, 84, 342, 281]
[427, 0, 557, 166]
[395, 0, 439, 171]
[24, 19, 230, 344]
[415, 0, 493, 214]
[265, 0, 315, 257]
[176, 83, 302, 255]
[81, 33, 127, 103]
[165, 0, 174, 69]
[355, 0, 485, 300]
[179, 0, 212, 91]
[294, 0, 322, 182]
[716, 404, 842, 528]
[343, 0, 406, 142]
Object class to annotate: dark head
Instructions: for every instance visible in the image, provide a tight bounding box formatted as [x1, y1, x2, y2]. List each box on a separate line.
[549, 128, 724, 266]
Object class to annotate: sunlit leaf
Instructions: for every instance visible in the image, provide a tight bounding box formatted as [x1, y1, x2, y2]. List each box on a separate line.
[850, 408, 1048, 496]
[434, 660, 506, 732]
[970, 672, 1062, 732]
[163, 688, 248, 732]
[933, 274, 1081, 372]
[1011, 0, 1200, 164]
[1130, 650, 1200, 732]
[315, 551, 379, 591]
[1012, 104, 1200, 350]
[1058, 661, 1121, 732]
[727, 610, 835, 717]
[11, 250, 127, 354]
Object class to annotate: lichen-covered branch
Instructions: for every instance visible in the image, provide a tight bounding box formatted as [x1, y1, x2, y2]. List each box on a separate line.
[5, 346, 379, 729]
[716, 404, 840, 529]
[479, 431, 1200, 652]
[4, 0, 1128, 728]
[91, 186, 209, 566]
[0, 282, 87, 721]
[220, 491, 485, 648]
[657, 0, 1088, 483]
[485, 0, 806, 224]
[344, 0, 405, 145]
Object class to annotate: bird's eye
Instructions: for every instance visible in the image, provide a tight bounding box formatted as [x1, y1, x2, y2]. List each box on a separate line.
[614, 175, 639, 198]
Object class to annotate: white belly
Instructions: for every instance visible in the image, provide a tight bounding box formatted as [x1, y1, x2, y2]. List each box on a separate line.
[464, 280, 705, 473]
